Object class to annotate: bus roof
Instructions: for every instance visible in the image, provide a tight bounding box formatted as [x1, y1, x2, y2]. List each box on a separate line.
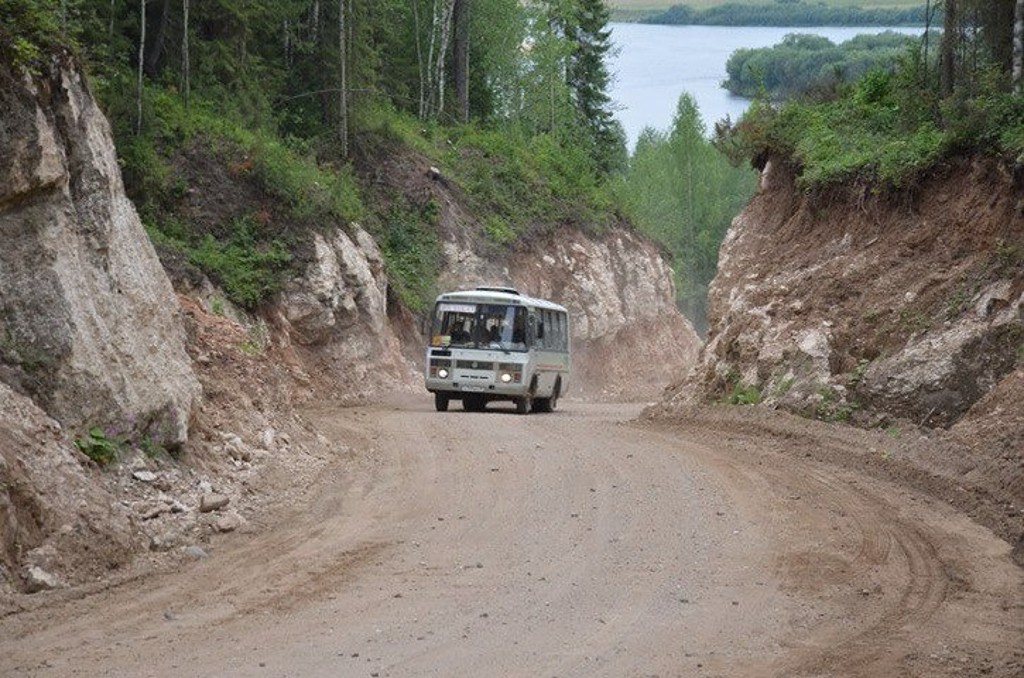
[435, 287, 568, 313]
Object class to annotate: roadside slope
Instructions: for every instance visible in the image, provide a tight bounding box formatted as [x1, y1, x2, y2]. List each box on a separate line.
[656, 155, 1024, 562]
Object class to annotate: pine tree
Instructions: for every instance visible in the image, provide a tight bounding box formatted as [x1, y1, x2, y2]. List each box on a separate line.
[561, 0, 623, 173]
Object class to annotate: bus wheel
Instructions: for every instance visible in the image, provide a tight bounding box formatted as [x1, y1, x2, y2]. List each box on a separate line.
[515, 396, 531, 415]
[434, 393, 450, 412]
[532, 381, 559, 413]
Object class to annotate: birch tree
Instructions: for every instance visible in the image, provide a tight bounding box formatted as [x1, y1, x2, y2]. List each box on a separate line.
[419, 0, 455, 119]
[453, 0, 470, 123]
[136, 0, 146, 134]
[338, 0, 348, 156]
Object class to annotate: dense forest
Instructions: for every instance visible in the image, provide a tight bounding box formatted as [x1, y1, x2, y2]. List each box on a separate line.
[643, 2, 931, 27]
[715, 0, 1024, 188]
[723, 31, 919, 99]
[0, 0, 750, 327]
[2, 0, 1022, 328]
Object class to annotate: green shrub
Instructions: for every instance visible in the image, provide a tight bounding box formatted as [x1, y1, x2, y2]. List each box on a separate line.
[74, 427, 123, 466]
[371, 206, 442, 313]
[188, 216, 293, 310]
[716, 54, 1024, 189]
[0, 0, 65, 74]
[725, 382, 762, 405]
[482, 215, 516, 245]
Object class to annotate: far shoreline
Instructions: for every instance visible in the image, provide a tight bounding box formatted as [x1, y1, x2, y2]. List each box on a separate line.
[610, 2, 933, 28]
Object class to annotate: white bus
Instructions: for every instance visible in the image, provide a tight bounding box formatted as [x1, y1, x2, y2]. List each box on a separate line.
[425, 286, 570, 414]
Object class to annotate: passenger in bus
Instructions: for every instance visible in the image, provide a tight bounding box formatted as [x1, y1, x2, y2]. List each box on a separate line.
[488, 323, 502, 343]
[512, 318, 525, 344]
[450, 322, 471, 343]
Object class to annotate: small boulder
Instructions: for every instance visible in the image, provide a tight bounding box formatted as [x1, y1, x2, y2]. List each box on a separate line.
[24, 566, 62, 593]
[199, 493, 230, 513]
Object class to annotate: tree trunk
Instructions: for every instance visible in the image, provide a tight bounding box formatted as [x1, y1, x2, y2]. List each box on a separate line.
[1014, 0, 1024, 93]
[453, 0, 470, 123]
[422, 0, 455, 119]
[136, 0, 146, 134]
[338, 0, 348, 157]
[921, 0, 931, 88]
[940, 0, 958, 97]
[433, 0, 455, 118]
[182, 0, 189, 110]
[144, 0, 170, 78]
[415, 0, 426, 118]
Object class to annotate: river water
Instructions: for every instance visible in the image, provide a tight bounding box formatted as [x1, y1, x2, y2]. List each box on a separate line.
[607, 22, 923, 149]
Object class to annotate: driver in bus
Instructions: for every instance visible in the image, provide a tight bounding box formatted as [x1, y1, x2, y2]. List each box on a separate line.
[450, 322, 471, 343]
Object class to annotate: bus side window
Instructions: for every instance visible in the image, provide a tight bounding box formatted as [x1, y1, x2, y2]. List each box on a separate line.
[554, 312, 566, 351]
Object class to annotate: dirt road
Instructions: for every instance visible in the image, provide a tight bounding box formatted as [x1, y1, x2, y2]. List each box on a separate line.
[2, 397, 1022, 677]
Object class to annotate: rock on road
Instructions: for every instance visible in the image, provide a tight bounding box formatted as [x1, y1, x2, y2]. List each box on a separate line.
[1, 397, 1022, 677]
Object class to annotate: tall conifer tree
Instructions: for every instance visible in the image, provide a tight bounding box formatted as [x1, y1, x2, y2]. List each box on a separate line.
[562, 0, 622, 173]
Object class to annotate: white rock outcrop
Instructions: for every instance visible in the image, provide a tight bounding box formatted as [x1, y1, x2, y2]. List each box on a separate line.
[437, 227, 702, 399]
[0, 61, 200, 447]
[274, 223, 411, 393]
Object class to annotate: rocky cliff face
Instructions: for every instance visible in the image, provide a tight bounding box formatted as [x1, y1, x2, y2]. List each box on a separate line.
[439, 227, 700, 399]
[268, 223, 414, 398]
[0, 60, 699, 594]
[0, 59, 202, 594]
[387, 157, 702, 400]
[665, 157, 1023, 438]
[0, 61, 200, 447]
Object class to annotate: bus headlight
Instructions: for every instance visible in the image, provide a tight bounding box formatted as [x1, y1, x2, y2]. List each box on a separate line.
[500, 372, 513, 383]
[437, 368, 449, 379]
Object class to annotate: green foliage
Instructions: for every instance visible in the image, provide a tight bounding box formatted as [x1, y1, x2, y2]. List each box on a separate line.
[239, 324, 268, 355]
[725, 382, 762, 405]
[716, 49, 1024, 189]
[448, 124, 613, 237]
[715, 2, 1024, 189]
[370, 206, 442, 313]
[814, 384, 856, 422]
[138, 436, 168, 459]
[846, 358, 870, 388]
[0, 0, 68, 74]
[614, 93, 755, 329]
[723, 31, 918, 99]
[482, 215, 517, 245]
[188, 216, 293, 310]
[559, 0, 625, 173]
[645, 3, 932, 26]
[74, 426, 123, 466]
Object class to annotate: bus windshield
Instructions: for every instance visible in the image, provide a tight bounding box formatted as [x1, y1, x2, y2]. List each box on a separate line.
[430, 302, 527, 351]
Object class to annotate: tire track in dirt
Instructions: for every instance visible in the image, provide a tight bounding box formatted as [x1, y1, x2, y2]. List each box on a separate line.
[647, 409, 1023, 677]
[1, 399, 1021, 677]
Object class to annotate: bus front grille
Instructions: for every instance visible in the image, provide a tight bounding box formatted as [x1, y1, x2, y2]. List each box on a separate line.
[456, 360, 494, 370]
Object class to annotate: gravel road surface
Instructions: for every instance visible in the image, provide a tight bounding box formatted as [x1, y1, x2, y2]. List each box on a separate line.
[2, 396, 1021, 677]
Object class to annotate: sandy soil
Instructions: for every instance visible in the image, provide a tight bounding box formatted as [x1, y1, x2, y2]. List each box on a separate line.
[1, 395, 1021, 678]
